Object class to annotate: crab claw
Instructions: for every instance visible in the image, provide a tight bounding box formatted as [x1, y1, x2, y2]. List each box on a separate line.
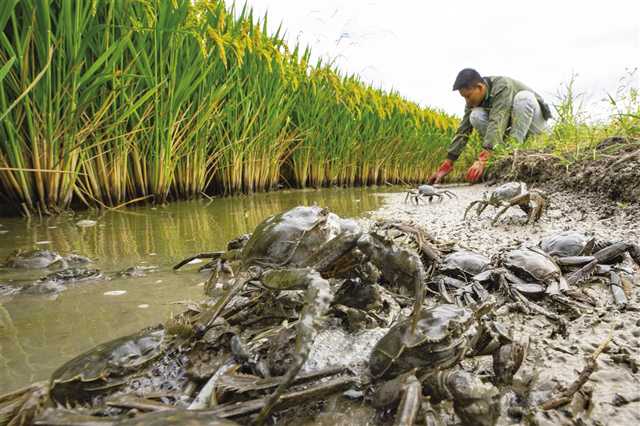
[492, 333, 529, 385]
[423, 370, 500, 426]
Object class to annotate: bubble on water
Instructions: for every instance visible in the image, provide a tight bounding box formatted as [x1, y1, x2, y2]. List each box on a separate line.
[138, 304, 150, 308]
[302, 327, 387, 375]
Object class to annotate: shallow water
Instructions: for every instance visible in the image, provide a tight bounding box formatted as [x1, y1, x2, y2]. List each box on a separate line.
[0, 187, 389, 393]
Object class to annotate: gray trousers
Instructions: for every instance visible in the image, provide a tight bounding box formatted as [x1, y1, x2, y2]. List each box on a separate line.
[470, 91, 548, 143]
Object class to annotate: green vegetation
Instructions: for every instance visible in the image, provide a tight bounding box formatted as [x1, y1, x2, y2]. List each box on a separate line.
[492, 71, 640, 167]
[0, 0, 458, 215]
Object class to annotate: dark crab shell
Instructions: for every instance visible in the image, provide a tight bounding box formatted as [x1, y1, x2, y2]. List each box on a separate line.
[50, 327, 166, 404]
[489, 182, 526, 203]
[369, 304, 474, 379]
[441, 251, 491, 278]
[240, 206, 361, 268]
[539, 232, 594, 257]
[503, 249, 562, 282]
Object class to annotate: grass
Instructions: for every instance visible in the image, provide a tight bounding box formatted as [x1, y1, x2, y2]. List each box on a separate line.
[0, 0, 459, 215]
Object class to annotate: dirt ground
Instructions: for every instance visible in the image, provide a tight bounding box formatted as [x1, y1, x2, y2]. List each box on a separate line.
[487, 137, 640, 205]
[362, 184, 640, 425]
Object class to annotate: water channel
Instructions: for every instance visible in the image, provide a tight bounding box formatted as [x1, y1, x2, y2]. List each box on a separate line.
[0, 187, 391, 393]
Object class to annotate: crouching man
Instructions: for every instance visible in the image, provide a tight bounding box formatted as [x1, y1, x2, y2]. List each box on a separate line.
[430, 68, 551, 183]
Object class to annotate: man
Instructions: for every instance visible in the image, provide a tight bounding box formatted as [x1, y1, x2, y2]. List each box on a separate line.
[429, 68, 551, 183]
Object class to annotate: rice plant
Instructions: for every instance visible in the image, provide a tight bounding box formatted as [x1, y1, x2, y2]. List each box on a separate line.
[0, 0, 458, 214]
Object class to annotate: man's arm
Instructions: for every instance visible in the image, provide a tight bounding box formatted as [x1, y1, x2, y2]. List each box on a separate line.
[482, 82, 514, 150]
[446, 107, 472, 161]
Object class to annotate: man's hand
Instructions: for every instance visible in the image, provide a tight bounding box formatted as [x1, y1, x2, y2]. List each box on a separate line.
[428, 159, 454, 184]
[465, 150, 491, 183]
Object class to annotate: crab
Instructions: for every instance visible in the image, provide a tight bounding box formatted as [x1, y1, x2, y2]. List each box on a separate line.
[404, 184, 457, 205]
[369, 302, 528, 426]
[429, 250, 493, 306]
[539, 231, 640, 306]
[3, 249, 90, 269]
[463, 182, 546, 225]
[174, 206, 432, 424]
[4, 249, 65, 269]
[539, 231, 640, 270]
[49, 327, 167, 405]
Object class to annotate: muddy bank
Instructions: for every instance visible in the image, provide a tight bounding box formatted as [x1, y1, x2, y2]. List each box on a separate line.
[2, 185, 639, 425]
[486, 137, 640, 204]
[369, 185, 640, 425]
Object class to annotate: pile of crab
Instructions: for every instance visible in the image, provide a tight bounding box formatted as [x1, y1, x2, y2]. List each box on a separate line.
[2, 206, 638, 426]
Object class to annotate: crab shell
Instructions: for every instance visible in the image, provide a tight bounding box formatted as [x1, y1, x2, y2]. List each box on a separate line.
[369, 304, 474, 379]
[417, 185, 438, 196]
[489, 182, 526, 203]
[50, 327, 166, 405]
[240, 206, 360, 268]
[441, 251, 491, 278]
[6, 250, 64, 269]
[539, 232, 594, 257]
[503, 249, 562, 283]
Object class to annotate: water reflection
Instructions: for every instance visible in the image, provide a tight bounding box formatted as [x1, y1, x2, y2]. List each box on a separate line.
[0, 187, 390, 393]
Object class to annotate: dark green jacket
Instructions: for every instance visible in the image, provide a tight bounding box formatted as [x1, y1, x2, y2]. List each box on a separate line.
[447, 76, 551, 161]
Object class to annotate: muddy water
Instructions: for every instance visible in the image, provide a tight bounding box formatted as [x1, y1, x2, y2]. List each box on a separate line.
[368, 185, 640, 425]
[0, 187, 388, 394]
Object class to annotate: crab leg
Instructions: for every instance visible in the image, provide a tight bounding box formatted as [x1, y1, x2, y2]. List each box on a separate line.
[528, 192, 546, 223]
[491, 194, 530, 225]
[463, 200, 485, 220]
[404, 190, 416, 204]
[609, 271, 627, 307]
[594, 242, 640, 266]
[173, 252, 224, 270]
[394, 374, 422, 426]
[566, 259, 598, 286]
[256, 269, 333, 425]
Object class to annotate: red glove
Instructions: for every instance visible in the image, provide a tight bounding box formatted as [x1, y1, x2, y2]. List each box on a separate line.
[465, 150, 491, 183]
[428, 159, 454, 184]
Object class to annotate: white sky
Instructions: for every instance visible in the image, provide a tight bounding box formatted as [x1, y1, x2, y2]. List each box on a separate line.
[241, 0, 640, 120]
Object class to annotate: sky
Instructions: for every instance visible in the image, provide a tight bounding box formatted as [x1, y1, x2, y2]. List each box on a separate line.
[241, 0, 640, 120]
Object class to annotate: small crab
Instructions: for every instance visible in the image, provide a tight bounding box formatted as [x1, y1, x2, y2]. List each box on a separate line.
[463, 182, 546, 225]
[430, 250, 493, 306]
[500, 247, 568, 298]
[49, 327, 167, 405]
[404, 184, 457, 205]
[539, 231, 640, 306]
[3, 249, 90, 269]
[539, 231, 640, 270]
[369, 303, 528, 426]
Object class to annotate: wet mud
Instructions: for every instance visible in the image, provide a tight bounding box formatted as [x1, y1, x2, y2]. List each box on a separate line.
[487, 137, 640, 204]
[2, 184, 639, 425]
[367, 185, 640, 425]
